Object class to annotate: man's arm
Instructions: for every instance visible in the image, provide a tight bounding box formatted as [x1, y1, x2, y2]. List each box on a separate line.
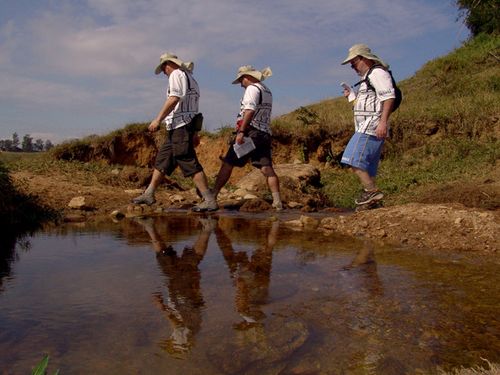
[148, 96, 180, 132]
[376, 98, 394, 139]
[235, 109, 255, 144]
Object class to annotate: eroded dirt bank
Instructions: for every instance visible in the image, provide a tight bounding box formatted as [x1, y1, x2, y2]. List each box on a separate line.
[11, 168, 499, 254]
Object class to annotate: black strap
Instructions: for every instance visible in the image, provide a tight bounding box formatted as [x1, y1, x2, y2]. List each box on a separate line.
[353, 64, 385, 90]
[251, 84, 263, 105]
[183, 70, 192, 90]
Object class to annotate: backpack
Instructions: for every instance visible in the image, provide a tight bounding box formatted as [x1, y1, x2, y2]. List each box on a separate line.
[354, 64, 402, 112]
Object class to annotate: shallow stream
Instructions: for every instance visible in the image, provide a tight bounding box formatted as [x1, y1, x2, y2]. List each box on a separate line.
[1, 213, 499, 374]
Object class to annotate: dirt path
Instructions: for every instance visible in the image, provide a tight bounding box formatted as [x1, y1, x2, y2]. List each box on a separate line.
[12, 169, 499, 254]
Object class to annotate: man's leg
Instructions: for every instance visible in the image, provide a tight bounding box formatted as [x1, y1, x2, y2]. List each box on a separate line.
[261, 166, 283, 210]
[132, 168, 164, 205]
[352, 167, 383, 205]
[212, 162, 234, 199]
[353, 168, 377, 191]
[191, 171, 218, 212]
[192, 161, 234, 212]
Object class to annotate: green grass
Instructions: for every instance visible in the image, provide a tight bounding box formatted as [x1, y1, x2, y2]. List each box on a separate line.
[32, 354, 59, 375]
[321, 138, 499, 208]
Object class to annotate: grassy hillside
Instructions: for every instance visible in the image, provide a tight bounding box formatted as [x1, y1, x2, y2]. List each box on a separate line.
[271, 33, 499, 208]
[273, 33, 500, 151]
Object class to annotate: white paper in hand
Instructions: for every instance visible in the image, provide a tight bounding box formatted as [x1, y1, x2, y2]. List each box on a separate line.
[341, 82, 356, 102]
[233, 137, 256, 159]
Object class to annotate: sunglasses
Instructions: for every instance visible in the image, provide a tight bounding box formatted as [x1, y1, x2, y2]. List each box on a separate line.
[350, 56, 361, 67]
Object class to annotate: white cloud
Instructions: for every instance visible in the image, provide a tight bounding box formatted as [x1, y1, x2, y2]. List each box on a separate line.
[17, 0, 457, 77]
[0, 74, 95, 107]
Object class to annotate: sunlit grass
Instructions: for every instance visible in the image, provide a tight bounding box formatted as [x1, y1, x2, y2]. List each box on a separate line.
[31, 354, 59, 375]
[321, 138, 499, 208]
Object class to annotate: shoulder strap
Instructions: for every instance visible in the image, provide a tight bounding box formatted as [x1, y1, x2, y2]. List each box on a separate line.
[182, 70, 192, 90]
[353, 64, 385, 90]
[251, 83, 263, 105]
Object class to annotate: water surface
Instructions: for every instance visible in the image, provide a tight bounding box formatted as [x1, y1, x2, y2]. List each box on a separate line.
[1, 213, 499, 374]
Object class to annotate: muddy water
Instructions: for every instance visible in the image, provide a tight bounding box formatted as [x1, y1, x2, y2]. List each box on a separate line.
[0, 213, 499, 374]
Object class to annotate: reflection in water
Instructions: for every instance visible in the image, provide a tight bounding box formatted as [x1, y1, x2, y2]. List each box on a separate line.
[342, 240, 383, 297]
[339, 241, 390, 372]
[1, 215, 499, 374]
[0, 235, 31, 293]
[216, 220, 278, 330]
[133, 217, 213, 358]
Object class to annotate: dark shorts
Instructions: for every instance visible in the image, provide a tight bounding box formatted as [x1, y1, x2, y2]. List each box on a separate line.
[223, 127, 273, 168]
[154, 125, 203, 177]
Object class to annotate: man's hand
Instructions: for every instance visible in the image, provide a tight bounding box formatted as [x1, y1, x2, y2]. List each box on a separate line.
[148, 119, 161, 132]
[235, 132, 245, 145]
[376, 121, 388, 139]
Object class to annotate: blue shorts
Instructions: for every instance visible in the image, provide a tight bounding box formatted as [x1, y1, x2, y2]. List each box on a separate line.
[341, 132, 384, 177]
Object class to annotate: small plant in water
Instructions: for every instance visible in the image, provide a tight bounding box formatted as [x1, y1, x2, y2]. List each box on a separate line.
[32, 354, 59, 375]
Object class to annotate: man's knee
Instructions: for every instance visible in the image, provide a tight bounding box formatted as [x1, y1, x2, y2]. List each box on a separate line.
[260, 166, 276, 178]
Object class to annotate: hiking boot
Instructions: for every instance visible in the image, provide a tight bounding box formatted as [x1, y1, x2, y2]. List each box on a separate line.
[132, 193, 156, 206]
[355, 190, 384, 205]
[192, 199, 219, 212]
[272, 201, 284, 211]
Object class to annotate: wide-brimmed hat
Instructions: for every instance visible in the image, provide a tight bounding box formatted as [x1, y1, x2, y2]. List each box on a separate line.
[232, 65, 272, 84]
[154, 53, 194, 74]
[341, 44, 388, 68]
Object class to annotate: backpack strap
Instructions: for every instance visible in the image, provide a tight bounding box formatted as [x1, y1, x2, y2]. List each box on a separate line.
[353, 64, 384, 91]
[183, 70, 192, 90]
[251, 83, 263, 105]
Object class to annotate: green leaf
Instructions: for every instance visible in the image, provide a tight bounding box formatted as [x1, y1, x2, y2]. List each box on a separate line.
[32, 354, 49, 375]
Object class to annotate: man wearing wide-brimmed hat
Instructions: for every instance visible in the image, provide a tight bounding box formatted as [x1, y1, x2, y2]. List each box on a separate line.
[340, 44, 396, 207]
[194, 65, 283, 211]
[132, 52, 216, 210]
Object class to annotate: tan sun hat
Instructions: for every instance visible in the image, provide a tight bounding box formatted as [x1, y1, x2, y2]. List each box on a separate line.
[232, 65, 272, 84]
[154, 53, 194, 74]
[341, 44, 388, 68]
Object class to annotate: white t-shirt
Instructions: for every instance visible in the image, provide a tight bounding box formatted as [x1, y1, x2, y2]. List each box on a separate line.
[164, 69, 200, 130]
[238, 83, 273, 134]
[353, 67, 396, 136]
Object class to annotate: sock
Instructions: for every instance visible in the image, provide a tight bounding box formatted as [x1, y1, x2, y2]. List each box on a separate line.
[201, 189, 215, 202]
[144, 185, 156, 196]
[362, 182, 377, 192]
[272, 192, 282, 204]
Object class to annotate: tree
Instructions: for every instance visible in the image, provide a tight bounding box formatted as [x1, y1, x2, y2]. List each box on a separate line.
[44, 140, 54, 151]
[0, 139, 13, 151]
[12, 133, 19, 150]
[34, 139, 44, 152]
[22, 134, 33, 152]
[456, 0, 500, 36]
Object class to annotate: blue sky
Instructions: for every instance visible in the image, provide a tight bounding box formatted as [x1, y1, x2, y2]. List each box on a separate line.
[0, 0, 469, 143]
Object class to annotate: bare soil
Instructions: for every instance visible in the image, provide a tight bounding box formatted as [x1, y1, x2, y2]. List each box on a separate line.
[11, 155, 499, 254]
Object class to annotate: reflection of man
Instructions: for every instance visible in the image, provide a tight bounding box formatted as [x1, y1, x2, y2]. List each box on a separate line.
[133, 217, 215, 357]
[342, 240, 383, 296]
[215, 220, 279, 329]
